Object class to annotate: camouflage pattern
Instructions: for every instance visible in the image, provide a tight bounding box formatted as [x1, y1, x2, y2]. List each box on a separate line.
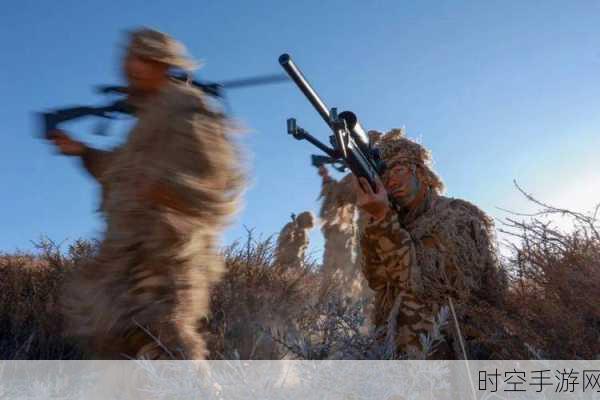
[125, 27, 198, 71]
[274, 211, 315, 270]
[60, 79, 245, 359]
[359, 128, 504, 357]
[377, 128, 444, 194]
[318, 173, 371, 303]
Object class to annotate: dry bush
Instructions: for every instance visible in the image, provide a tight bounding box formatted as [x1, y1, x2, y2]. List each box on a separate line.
[0, 237, 94, 359]
[4, 183, 599, 361]
[271, 296, 381, 360]
[499, 183, 600, 359]
[205, 227, 412, 360]
[0, 232, 403, 360]
[205, 229, 321, 359]
[205, 229, 398, 360]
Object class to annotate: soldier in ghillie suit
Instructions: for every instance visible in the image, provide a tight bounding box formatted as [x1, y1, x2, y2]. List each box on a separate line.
[316, 131, 382, 304]
[49, 28, 245, 359]
[316, 165, 370, 304]
[274, 211, 315, 270]
[354, 128, 506, 358]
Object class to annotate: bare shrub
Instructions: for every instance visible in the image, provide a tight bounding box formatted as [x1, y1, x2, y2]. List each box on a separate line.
[3, 183, 599, 361]
[498, 182, 600, 359]
[205, 229, 320, 359]
[0, 237, 96, 359]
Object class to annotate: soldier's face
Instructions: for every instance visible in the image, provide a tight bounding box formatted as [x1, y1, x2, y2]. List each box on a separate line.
[383, 162, 421, 206]
[123, 53, 169, 92]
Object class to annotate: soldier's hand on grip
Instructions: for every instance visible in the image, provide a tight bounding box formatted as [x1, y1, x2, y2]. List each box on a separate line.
[353, 174, 390, 222]
[48, 130, 86, 156]
[317, 165, 328, 177]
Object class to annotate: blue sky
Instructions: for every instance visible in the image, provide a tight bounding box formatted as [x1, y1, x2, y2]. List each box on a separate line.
[2, 0, 600, 259]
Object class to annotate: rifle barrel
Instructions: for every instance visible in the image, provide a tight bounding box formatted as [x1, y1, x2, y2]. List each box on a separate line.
[219, 74, 289, 88]
[279, 54, 332, 128]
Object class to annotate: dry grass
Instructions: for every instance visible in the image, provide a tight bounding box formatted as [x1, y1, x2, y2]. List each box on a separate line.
[0, 238, 92, 359]
[204, 229, 320, 359]
[1, 185, 599, 359]
[497, 182, 600, 359]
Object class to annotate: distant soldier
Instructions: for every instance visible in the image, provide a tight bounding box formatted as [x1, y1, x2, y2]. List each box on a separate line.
[355, 128, 505, 357]
[274, 211, 315, 270]
[49, 27, 245, 359]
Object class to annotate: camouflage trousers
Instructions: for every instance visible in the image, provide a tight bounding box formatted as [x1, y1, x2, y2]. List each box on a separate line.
[60, 233, 210, 360]
[374, 286, 453, 358]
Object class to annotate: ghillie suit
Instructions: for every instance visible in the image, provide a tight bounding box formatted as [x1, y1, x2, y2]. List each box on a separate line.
[359, 128, 506, 358]
[274, 211, 315, 270]
[318, 173, 371, 304]
[60, 28, 245, 360]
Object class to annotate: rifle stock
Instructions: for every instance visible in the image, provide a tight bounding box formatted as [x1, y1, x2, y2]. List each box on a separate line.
[39, 101, 133, 139]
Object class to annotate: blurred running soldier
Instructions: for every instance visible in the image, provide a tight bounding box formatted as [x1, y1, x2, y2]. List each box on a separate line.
[49, 27, 245, 359]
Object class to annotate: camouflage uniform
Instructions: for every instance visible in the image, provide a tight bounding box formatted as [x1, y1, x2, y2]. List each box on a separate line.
[359, 129, 504, 356]
[60, 28, 245, 359]
[318, 172, 370, 303]
[274, 211, 315, 270]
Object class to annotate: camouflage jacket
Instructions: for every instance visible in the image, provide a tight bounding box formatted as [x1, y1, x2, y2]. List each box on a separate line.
[319, 174, 356, 231]
[78, 80, 244, 246]
[359, 193, 504, 330]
